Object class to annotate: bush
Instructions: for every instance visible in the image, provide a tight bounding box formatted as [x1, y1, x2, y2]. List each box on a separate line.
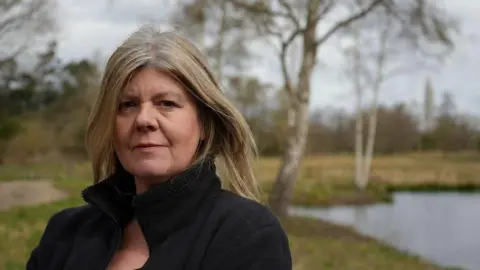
[2, 121, 60, 164]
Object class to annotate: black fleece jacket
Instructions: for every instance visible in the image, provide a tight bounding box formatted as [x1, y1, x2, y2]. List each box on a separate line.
[26, 160, 292, 270]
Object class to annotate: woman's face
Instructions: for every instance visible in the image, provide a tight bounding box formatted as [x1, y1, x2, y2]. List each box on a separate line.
[114, 67, 203, 186]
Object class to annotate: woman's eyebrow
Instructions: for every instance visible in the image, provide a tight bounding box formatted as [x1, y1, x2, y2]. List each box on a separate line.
[119, 92, 138, 100]
[120, 91, 185, 101]
[152, 91, 184, 101]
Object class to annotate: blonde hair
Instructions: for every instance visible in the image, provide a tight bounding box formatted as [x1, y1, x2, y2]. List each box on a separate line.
[85, 25, 260, 201]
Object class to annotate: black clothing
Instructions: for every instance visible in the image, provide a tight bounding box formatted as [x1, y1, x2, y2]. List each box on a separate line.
[26, 160, 292, 270]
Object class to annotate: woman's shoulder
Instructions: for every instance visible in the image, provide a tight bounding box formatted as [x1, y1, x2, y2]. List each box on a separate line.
[214, 190, 282, 230]
[201, 190, 292, 269]
[207, 189, 289, 246]
[26, 205, 101, 268]
[48, 204, 95, 225]
[39, 204, 97, 242]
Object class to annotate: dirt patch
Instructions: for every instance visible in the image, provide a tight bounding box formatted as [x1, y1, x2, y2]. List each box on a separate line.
[0, 180, 68, 211]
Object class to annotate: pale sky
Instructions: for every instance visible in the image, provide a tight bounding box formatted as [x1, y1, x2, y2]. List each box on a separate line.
[52, 0, 479, 115]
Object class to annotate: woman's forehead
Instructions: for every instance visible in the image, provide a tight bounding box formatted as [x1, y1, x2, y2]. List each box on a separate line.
[122, 68, 186, 95]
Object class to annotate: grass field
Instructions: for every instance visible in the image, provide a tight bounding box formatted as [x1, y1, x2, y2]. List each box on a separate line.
[258, 152, 480, 206]
[0, 152, 478, 269]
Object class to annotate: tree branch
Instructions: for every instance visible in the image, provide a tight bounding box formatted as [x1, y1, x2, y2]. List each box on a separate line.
[280, 28, 304, 96]
[278, 0, 301, 29]
[260, 19, 283, 40]
[316, 0, 383, 46]
[0, 0, 47, 33]
[231, 0, 303, 31]
[230, 0, 290, 20]
[313, 0, 335, 25]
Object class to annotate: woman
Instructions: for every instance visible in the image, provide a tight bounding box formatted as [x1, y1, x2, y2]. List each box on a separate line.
[26, 25, 292, 270]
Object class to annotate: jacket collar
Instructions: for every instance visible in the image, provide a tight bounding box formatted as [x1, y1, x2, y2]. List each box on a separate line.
[81, 158, 221, 249]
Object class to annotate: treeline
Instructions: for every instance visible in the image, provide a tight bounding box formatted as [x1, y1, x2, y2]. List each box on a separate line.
[236, 89, 480, 156]
[305, 103, 480, 155]
[1, 44, 479, 163]
[0, 41, 99, 163]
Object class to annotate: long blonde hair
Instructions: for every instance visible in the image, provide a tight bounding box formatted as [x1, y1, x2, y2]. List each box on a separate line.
[85, 25, 260, 201]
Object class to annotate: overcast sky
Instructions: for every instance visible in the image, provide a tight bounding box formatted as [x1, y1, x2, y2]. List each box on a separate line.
[53, 0, 479, 115]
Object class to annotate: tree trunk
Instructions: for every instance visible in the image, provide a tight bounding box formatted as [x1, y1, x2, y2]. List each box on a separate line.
[361, 21, 388, 189]
[268, 1, 319, 217]
[355, 96, 364, 190]
[362, 100, 378, 189]
[268, 102, 308, 217]
[353, 27, 365, 190]
[215, 0, 227, 83]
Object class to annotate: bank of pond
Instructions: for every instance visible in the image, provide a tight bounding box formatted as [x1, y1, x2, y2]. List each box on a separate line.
[290, 190, 480, 270]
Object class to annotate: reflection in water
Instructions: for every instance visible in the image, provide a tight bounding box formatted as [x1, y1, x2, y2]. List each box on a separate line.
[290, 192, 480, 270]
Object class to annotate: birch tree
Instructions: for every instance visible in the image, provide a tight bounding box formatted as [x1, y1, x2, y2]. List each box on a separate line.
[424, 77, 435, 132]
[346, 12, 397, 190]
[346, 2, 455, 190]
[231, 0, 457, 217]
[350, 24, 366, 190]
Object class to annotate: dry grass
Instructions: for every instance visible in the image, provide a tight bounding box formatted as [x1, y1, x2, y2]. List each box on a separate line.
[2, 152, 478, 187]
[256, 152, 480, 187]
[254, 152, 480, 206]
[0, 161, 91, 183]
[2, 152, 479, 207]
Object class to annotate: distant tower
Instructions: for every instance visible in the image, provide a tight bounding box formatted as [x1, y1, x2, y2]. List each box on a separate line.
[423, 77, 435, 132]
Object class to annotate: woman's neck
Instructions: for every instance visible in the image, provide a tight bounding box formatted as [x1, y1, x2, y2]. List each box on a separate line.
[134, 176, 170, 194]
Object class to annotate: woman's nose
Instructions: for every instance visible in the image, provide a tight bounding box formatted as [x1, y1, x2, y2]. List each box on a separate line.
[134, 104, 159, 132]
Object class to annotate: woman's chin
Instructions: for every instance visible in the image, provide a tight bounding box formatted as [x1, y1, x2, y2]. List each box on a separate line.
[128, 163, 172, 181]
[135, 169, 169, 179]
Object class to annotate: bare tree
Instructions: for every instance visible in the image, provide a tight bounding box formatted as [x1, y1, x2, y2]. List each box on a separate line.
[424, 77, 435, 132]
[346, 2, 455, 190]
[350, 24, 366, 190]
[359, 20, 390, 190]
[231, 0, 457, 217]
[0, 0, 56, 65]
[345, 11, 394, 190]
[171, 0, 251, 84]
[227, 0, 388, 216]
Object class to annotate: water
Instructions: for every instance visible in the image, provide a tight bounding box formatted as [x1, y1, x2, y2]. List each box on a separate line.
[290, 192, 480, 270]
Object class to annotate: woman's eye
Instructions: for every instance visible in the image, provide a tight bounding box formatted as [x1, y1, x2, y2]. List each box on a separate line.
[157, 100, 177, 108]
[119, 101, 136, 110]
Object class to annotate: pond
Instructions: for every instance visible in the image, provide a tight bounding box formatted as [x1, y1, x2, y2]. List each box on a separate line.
[289, 192, 480, 270]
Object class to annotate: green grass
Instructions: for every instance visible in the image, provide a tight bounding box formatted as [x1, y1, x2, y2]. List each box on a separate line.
[0, 198, 84, 269]
[286, 217, 445, 270]
[0, 197, 448, 270]
[260, 180, 392, 207]
[1, 152, 478, 269]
